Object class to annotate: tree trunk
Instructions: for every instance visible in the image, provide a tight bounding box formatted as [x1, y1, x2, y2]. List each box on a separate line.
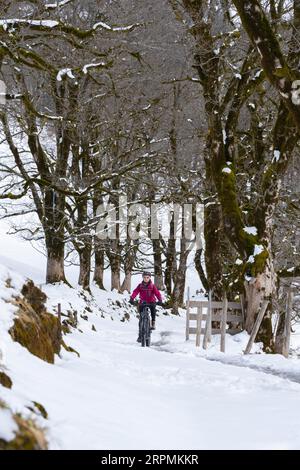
[244, 249, 277, 352]
[274, 309, 285, 354]
[111, 268, 121, 291]
[94, 243, 105, 290]
[74, 194, 91, 291]
[194, 248, 209, 292]
[78, 245, 91, 291]
[203, 186, 225, 299]
[108, 245, 121, 291]
[105, 178, 122, 292]
[121, 272, 132, 293]
[108, 240, 121, 291]
[152, 238, 165, 291]
[93, 191, 106, 290]
[120, 240, 137, 293]
[46, 238, 66, 284]
[165, 213, 176, 295]
[172, 237, 190, 314]
[165, 239, 176, 296]
[44, 184, 67, 285]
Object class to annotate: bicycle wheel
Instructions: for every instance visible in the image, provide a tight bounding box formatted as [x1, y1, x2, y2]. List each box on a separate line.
[140, 317, 146, 347]
[146, 316, 151, 347]
[140, 306, 151, 347]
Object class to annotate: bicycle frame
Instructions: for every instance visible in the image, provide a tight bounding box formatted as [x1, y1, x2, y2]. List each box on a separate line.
[139, 302, 156, 347]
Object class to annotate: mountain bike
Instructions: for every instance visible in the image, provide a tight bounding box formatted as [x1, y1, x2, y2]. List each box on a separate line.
[138, 302, 152, 347]
[138, 301, 160, 347]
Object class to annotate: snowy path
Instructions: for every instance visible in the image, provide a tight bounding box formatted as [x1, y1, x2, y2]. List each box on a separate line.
[3, 309, 300, 450]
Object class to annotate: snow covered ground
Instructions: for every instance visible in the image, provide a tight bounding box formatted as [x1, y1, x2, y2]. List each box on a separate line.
[1, 219, 300, 449]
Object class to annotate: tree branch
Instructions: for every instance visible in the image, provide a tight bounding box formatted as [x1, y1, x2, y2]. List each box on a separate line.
[232, 0, 300, 129]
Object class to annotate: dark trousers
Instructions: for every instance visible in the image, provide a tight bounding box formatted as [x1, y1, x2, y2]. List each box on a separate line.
[139, 304, 156, 322]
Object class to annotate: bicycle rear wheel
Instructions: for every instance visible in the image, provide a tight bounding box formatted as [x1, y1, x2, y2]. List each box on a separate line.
[140, 306, 151, 347]
[145, 316, 151, 347]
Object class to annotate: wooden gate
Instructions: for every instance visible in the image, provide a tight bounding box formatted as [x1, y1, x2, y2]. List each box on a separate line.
[185, 289, 244, 352]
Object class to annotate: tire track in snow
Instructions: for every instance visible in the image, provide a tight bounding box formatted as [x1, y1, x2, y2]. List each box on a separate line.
[152, 330, 300, 386]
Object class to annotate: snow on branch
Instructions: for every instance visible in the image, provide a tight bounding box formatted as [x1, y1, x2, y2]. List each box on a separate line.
[278, 266, 300, 278]
[0, 19, 59, 29]
[0, 19, 141, 38]
[55, 62, 110, 81]
[56, 68, 75, 81]
[92, 21, 139, 32]
[82, 62, 108, 74]
[45, 0, 74, 9]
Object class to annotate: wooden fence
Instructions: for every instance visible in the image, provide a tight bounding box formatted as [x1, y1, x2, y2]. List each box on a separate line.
[186, 289, 244, 352]
[186, 287, 296, 356]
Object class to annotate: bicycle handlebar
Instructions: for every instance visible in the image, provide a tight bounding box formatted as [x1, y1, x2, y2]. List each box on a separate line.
[131, 300, 163, 306]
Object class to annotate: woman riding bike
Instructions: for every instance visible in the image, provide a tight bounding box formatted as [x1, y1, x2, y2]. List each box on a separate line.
[129, 271, 163, 341]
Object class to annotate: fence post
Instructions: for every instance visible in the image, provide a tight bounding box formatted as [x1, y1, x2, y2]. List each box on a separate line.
[240, 293, 245, 327]
[196, 305, 203, 347]
[186, 287, 190, 341]
[282, 288, 294, 358]
[220, 294, 228, 353]
[203, 290, 212, 349]
[207, 290, 212, 343]
[244, 299, 269, 354]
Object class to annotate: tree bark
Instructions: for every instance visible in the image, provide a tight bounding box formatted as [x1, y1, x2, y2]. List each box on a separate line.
[93, 190, 106, 290]
[171, 256, 188, 314]
[78, 245, 91, 291]
[204, 202, 224, 299]
[46, 235, 66, 284]
[108, 240, 121, 291]
[94, 242, 105, 290]
[165, 213, 176, 295]
[274, 309, 285, 354]
[74, 191, 91, 291]
[194, 248, 209, 292]
[44, 185, 68, 284]
[152, 238, 165, 291]
[111, 267, 121, 291]
[243, 228, 277, 352]
[172, 235, 191, 314]
[121, 273, 132, 293]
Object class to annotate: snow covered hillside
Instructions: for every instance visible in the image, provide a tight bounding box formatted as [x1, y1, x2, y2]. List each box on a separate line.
[1, 221, 300, 449]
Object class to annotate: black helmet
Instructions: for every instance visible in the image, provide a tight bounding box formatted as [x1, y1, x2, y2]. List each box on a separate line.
[142, 271, 152, 277]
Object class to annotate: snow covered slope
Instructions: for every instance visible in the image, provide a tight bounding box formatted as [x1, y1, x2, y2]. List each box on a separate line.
[1, 221, 300, 449]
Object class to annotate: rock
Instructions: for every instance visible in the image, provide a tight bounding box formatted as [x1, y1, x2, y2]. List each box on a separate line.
[121, 312, 130, 322]
[21, 280, 47, 314]
[8, 415, 48, 450]
[27, 401, 48, 420]
[0, 370, 13, 389]
[0, 400, 48, 450]
[65, 309, 78, 329]
[9, 281, 62, 364]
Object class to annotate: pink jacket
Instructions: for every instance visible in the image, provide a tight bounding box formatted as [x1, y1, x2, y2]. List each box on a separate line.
[130, 280, 162, 304]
